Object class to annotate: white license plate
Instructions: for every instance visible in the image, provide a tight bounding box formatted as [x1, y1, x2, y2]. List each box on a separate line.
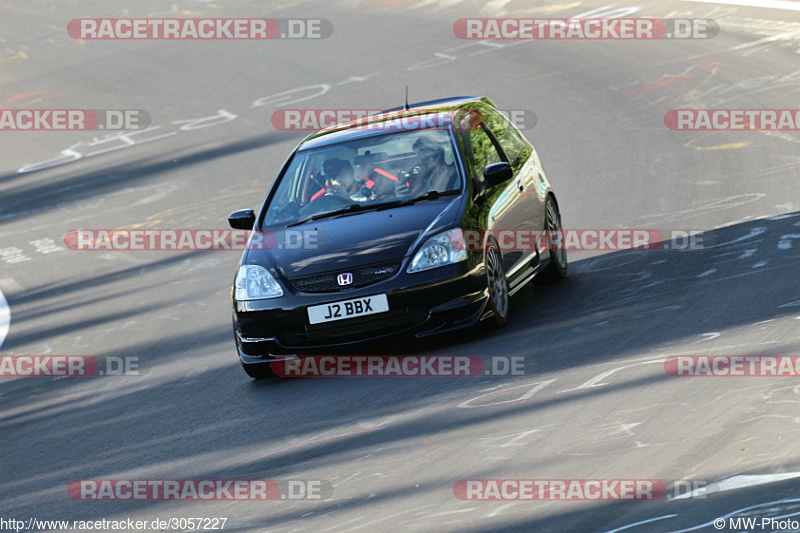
[307, 294, 389, 325]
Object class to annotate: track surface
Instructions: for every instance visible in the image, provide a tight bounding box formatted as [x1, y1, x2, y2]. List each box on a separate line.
[2, 0, 800, 531]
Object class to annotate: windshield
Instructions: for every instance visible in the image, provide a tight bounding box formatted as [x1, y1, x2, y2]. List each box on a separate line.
[262, 129, 463, 227]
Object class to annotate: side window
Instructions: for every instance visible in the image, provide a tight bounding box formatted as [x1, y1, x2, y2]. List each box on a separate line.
[469, 126, 502, 181]
[485, 110, 526, 164]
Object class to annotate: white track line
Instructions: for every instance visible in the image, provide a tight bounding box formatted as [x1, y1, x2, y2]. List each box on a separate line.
[0, 288, 9, 349]
[680, 0, 800, 11]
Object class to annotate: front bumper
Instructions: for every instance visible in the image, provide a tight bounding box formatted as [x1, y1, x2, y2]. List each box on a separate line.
[234, 262, 488, 362]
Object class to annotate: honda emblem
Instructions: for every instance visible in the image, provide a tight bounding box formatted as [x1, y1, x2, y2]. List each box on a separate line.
[337, 272, 353, 286]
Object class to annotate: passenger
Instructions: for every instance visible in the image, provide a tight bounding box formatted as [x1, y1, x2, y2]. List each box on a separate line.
[408, 134, 459, 195]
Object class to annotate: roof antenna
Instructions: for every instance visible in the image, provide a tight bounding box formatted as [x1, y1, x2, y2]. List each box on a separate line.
[404, 86, 410, 111]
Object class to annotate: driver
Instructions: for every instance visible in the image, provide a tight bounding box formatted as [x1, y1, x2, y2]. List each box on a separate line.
[310, 158, 362, 202]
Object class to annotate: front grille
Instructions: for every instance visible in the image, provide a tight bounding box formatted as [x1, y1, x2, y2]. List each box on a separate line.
[289, 261, 401, 293]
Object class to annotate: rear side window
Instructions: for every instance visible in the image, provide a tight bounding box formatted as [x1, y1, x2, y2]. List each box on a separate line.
[484, 110, 526, 164]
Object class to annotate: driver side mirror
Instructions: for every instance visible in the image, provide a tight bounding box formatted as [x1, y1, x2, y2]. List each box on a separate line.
[228, 209, 256, 230]
[483, 162, 513, 187]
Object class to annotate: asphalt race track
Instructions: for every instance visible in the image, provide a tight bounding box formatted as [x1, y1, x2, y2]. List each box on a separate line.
[2, 0, 800, 531]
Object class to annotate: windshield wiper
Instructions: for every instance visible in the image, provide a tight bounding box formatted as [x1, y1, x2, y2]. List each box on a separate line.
[398, 189, 460, 206]
[285, 191, 460, 227]
[286, 204, 364, 227]
[286, 200, 404, 227]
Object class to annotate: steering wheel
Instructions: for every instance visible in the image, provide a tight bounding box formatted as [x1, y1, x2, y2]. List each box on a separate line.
[297, 193, 351, 218]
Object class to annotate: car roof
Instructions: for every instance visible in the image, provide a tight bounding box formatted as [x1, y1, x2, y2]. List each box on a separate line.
[296, 96, 496, 151]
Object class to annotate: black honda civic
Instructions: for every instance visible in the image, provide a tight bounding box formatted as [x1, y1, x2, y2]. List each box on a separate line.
[228, 96, 567, 378]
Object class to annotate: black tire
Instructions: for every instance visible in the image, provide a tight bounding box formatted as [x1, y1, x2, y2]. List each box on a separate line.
[485, 242, 509, 329]
[541, 196, 568, 282]
[241, 361, 273, 379]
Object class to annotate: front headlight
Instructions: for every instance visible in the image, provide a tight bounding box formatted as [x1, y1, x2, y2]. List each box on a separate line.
[235, 265, 283, 300]
[407, 228, 467, 273]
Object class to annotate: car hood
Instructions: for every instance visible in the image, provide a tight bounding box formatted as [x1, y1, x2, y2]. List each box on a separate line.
[246, 197, 462, 279]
